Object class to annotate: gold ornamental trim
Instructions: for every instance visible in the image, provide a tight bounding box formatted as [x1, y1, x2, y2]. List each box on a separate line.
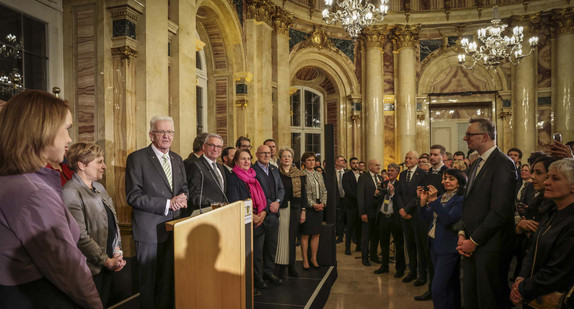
[552, 7, 574, 35]
[392, 24, 420, 50]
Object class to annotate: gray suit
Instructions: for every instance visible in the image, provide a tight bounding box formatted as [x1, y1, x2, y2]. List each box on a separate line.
[184, 155, 228, 216]
[125, 145, 188, 309]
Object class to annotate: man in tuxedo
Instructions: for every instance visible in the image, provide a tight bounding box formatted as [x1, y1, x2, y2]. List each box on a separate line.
[374, 164, 406, 277]
[125, 116, 188, 309]
[457, 118, 516, 309]
[413, 145, 449, 301]
[342, 157, 361, 255]
[397, 150, 426, 283]
[335, 155, 347, 243]
[252, 145, 285, 287]
[186, 134, 228, 216]
[357, 159, 384, 266]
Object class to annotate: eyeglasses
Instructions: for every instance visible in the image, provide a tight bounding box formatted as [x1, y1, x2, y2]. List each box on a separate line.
[258, 152, 271, 155]
[151, 130, 175, 136]
[241, 145, 253, 149]
[205, 143, 223, 150]
[464, 132, 485, 138]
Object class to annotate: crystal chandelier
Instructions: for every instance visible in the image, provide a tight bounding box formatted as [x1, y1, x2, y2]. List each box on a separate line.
[458, 7, 538, 70]
[322, 0, 389, 38]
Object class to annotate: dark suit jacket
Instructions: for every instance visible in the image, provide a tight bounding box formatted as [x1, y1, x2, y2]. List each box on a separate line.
[184, 155, 228, 216]
[420, 194, 464, 254]
[341, 170, 359, 209]
[183, 153, 200, 179]
[126, 145, 188, 243]
[395, 167, 426, 215]
[462, 147, 517, 251]
[357, 172, 384, 219]
[252, 162, 285, 213]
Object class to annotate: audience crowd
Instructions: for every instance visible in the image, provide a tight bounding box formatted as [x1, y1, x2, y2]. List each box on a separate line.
[1, 90, 573, 308]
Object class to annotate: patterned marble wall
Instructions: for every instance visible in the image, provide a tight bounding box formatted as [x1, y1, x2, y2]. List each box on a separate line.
[215, 78, 229, 144]
[537, 25, 551, 88]
[383, 40, 394, 94]
[326, 98, 339, 154]
[384, 113, 396, 165]
[74, 5, 96, 143]
[537, 106, 552, 152]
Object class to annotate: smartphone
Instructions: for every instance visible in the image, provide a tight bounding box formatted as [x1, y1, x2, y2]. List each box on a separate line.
[553, 133, 562, 143]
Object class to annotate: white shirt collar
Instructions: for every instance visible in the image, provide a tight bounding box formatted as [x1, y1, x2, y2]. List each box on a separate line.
[479, 145, 497, 162]
[432, 163, 444, 172]
[151, 144, 169, 158]
[203, 155, 217, 165]
[407, 166, 417, 173]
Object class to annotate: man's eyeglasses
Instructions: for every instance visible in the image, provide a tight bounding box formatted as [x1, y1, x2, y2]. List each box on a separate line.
[258, 152, 271, 155]
[464, 132, 485, 138]
[151, 130, 175, 136]
[205, 143, 223, 150]
[241, 145, 253, 149]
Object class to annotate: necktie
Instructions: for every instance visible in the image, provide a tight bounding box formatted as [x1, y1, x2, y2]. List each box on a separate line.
[338, 170, 345, 197]
[406, 170, 412, 183]
[383, 195, 390, 213]
[468, 157, 483, 189]
[212, 162, 223, 189]
[162, 154, 173, 190]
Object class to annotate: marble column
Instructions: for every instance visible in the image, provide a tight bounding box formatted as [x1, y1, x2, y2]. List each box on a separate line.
[394, 24, 420, 159]
[348, 94, 363, 157]
[107, 0, 144, 256]
[135, 0, 169, 149]
[362, 26, 386, 163]
[512, 14, 539, 157]
[169, 0, 197, 156]
[273, 8, 293, 147]
[244, 0, 274, 145]
[553, 8, 574, 143]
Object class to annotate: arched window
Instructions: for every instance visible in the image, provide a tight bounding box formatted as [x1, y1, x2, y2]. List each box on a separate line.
[196, 41, 207, 135]
[290, 86, 324, 165]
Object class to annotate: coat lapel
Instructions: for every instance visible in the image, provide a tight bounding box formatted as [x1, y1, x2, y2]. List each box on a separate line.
[466, 148, 498, 196]
[147, 146, 172, 192]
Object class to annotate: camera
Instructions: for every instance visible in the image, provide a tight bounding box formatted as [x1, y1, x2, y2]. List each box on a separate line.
[423, 186, 430, 191]
[553, 133, 563, 143]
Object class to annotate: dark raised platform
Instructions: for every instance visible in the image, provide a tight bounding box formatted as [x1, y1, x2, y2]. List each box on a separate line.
[255, 262, 337, 309]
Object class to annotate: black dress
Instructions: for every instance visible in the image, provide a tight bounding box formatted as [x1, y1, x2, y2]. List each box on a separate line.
[279, 173, 307, 265]
[300, 170, 327, 235]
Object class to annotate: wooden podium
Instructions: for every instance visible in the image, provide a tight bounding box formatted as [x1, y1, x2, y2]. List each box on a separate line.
[166, 201, 253, 309]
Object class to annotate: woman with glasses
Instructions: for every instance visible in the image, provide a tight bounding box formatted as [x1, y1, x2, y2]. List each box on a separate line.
[276, 147, 307, 279]
[511, 159, 574, 307]
[226, 149, 267, 296]
[62, 143, 125, 306]
[300, 151, 327, 270]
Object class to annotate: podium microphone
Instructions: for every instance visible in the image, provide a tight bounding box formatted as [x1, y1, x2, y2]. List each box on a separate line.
[198, 166, 204, 214]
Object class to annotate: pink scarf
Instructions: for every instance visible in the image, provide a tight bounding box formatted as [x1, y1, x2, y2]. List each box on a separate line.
[232, 165, 267, 214]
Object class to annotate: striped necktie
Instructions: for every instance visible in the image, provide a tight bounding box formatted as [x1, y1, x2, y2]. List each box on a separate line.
[162, 154, 173, 190]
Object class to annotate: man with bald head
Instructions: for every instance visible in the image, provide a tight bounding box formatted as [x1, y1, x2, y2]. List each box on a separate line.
[396, 150, 426, 283]
[357, 159, 385, 266]
[253, 144, 285, 287]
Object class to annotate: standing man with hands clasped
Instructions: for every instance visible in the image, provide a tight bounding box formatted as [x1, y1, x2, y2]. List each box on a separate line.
[126, 116, 188, 309]
[457, 118, 516, 309]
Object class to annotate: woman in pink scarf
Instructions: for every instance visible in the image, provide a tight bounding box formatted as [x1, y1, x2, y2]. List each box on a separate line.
[226, 148, 267, 296]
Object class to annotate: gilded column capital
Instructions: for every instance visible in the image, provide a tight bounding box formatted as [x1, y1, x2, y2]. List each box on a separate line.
[361, 25, 388, 49]
[511, 13, 541, 35]
[111, 45, 137, 61]
[273, 7, 293, 35]
[246, 0, 274, 27]
[300, 26, 335, 50]
[393, 24, 420, 49]
[552, 7, 574, 35]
